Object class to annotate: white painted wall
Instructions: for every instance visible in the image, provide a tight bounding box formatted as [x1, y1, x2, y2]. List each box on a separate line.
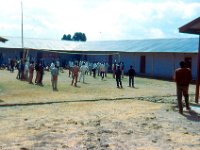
[120, 52, 197, 80]
[1, 48, 198, 80]
[87, 55, 109, 63]
[153, 53, 174, 78]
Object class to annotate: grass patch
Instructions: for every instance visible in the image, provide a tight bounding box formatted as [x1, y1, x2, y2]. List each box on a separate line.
[0, 70, 196, 105]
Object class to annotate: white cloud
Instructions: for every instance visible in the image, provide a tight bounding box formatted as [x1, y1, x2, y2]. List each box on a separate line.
[0, 23, 19, 31]
[175, 1, 200, 19]
[0, 0, 200, 40]
[148, 28, 166, 39]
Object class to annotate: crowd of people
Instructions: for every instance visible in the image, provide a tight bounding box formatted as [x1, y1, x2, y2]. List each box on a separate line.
[7, 58, 137, 91]
[2, 57, 194, 114]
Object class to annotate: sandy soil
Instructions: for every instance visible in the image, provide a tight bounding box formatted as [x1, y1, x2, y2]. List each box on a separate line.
[0, 70, 200, 150]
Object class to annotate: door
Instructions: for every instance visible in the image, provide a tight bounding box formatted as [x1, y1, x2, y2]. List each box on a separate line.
[185, 57, 192, 69]
[140, 55, 146, 73]
[108, 55, 112, 71]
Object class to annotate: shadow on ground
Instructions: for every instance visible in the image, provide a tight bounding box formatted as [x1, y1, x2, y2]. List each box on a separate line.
[182, 110, 200, 122]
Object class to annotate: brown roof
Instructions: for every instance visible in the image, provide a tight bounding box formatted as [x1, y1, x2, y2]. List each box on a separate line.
[179, 17, 200, 35]
[0, 36, 8, 43]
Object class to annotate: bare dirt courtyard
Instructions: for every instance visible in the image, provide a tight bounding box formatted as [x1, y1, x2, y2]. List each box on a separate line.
[0, 70, 200, 150]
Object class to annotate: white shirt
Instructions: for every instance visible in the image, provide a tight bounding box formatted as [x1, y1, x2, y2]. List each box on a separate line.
[80, 65, 88, 73]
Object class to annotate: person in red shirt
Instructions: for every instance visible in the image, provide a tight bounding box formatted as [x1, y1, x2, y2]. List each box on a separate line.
[112, 62, 117, 78]
[71, 62, 79, 87]
[174, 61, 192, 114]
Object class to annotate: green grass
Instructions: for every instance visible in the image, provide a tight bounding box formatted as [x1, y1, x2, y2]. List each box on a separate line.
[0, 70, 196, 105]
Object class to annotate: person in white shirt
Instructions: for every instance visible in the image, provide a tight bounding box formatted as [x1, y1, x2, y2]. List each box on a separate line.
[50, 61, 55, 70]
[100, 63, 106, 80]
[105, 62, 109, 77]
[50, 64, 59, 91]
[97, 62, 100, 76]
[79, 62, 88, 83]
[68, 61, 74, 77]
[24, 60, 30, 81]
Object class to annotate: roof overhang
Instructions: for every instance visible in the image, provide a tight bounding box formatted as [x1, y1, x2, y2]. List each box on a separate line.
[0, 37, 8, 43]
[179, 17, 200, 35]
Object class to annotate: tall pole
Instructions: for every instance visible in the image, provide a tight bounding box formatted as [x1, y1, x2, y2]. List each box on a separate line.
[21, 1, 28, 62]
[21, 1, 24, 49]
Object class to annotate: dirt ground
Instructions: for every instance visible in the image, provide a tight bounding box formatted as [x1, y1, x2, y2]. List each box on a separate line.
[0, 70, 200, 150]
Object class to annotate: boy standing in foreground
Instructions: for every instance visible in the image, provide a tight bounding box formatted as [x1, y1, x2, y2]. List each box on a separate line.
[174, 61, 192, 114]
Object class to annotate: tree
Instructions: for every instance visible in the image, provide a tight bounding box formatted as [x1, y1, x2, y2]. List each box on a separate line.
[72, 32, 80, 41]
[82, 33, 87, 42]
[62, 32, 87, 42]
[61, 34, 67, 40]
[61, 34, 72, 41]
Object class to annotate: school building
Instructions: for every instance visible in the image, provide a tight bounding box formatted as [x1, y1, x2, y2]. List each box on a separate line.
[0, 36, 199, 80]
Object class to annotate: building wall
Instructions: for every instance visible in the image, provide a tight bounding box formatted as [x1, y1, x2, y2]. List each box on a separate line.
[87, 55, 109, 63]
[119, 53, 134, 73]
[28, 51, 79, 66]
[152, 53, 175, 78]
[119, 52, 197, 80]
[173, 53, 197, 80]
[0, 48, 22, 65]
[192, 55, 197, 79]
[0, 48, 198, 80]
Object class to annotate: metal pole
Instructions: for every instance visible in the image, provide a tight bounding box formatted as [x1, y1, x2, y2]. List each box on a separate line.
[21, 1, 29, 61]
[21, 1, 24, 49]
[195, 35, 200, 103]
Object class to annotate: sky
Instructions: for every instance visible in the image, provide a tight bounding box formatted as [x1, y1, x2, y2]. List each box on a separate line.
[0, 0, 200, 41]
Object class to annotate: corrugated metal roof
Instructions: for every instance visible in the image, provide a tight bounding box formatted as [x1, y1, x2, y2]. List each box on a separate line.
[0, 37, 199, 53]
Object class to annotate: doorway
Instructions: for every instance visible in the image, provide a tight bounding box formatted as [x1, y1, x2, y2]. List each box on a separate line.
[185, 57, 192, 69]
[140, 55, 146, 73]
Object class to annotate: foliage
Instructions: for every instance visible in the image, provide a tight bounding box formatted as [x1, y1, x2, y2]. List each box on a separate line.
[72, 32, 87, 42]
[62, 32, 87, 42]
[61, 34, 72, 41]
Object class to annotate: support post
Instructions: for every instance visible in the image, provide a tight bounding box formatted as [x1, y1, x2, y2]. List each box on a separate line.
[195, 35, 200, 103]
[173, 53, 176, 79]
